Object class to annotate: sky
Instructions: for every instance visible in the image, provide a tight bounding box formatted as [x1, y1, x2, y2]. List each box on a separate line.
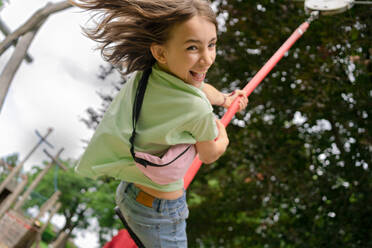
[0, 0, 114, 247]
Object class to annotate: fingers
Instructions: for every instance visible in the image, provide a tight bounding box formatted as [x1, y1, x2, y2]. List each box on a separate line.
[239, 95, 248, 111]
[233, 90, 248, 112]
[215, 119, 228, 139]
[215, 119, 227, 133]
[215, 119, 224, 129]
[224, 89, 249, 111]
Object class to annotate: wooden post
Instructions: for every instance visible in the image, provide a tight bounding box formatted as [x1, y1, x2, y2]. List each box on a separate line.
[0, 26, 43, 112]
[0, 18, 33, 62]
[13, 148, 65, 212]
[0, 160, 18, 205]
[35, 202, 62, 248]
[0, 175, 28, 217]
[33, 190, 61, 222]
[0, 128, 53, 194]
[0, 1, 72, 56]
[0, 0, 72, 112]
[0, 209, 40, 248]
[34, 202, 61, 248]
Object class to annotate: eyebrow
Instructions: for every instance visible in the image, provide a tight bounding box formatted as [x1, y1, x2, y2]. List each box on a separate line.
[184, 37, 217, 44]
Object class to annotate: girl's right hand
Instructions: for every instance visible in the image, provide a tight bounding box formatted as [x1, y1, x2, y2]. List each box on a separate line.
[215, 119, 229, 146]
[195, 119, 229, 164]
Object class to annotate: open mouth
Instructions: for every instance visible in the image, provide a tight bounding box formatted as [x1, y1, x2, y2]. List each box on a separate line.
[189, 71, 206, 82]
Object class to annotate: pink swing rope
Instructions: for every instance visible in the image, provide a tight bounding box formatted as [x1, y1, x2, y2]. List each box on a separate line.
[184, 21, 311, 189]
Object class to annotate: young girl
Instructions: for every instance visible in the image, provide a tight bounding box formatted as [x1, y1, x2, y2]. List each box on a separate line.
[71, 0, 248, 247]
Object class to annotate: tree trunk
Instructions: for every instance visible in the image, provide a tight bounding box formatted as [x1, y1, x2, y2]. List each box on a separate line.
[50, 230, 71, 248]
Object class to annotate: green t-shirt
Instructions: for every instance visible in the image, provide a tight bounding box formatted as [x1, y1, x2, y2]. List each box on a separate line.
[75, 64, 218, 191]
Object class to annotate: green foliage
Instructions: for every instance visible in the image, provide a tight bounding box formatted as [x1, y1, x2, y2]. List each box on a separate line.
[23, 159, 123, 246]
[66, 240, 78, 248]
[41, 223, 56, 243]
[34, 242, 48, 248]
[0, 153, 19, 181]
[3, 153, 19, 166]
[186, 1, 371, 247]
[85, 176, 121, 243]
[0, 0, 7, 9]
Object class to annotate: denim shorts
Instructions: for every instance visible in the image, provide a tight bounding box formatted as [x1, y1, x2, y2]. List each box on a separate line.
[115, 181, 189, 248]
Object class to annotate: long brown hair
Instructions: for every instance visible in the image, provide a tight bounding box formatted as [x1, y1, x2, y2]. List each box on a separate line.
[70, 0, 217, 74]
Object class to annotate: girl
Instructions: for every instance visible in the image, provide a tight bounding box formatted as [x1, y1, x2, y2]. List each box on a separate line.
[71, 0, 248, 247]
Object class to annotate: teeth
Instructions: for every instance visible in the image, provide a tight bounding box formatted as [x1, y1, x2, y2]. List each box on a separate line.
[191, 71, 204, 79]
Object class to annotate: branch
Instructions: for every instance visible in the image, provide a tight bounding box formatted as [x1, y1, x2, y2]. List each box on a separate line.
[0, 0, 72, 55]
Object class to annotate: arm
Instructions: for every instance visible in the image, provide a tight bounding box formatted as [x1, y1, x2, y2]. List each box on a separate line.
[195, 119, 229, 164]
[202, 83, 249, 111]
[202, 83, 225, 106]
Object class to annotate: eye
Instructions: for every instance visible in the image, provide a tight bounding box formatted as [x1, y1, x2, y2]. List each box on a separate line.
[187, 45, 198, 51]
[208, 42, 217, 48]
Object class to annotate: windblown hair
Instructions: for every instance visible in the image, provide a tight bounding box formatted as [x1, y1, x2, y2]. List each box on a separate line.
[70, 0, 217, 74]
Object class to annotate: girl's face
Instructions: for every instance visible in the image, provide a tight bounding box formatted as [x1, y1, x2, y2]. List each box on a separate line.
[153, 15, 217, 88]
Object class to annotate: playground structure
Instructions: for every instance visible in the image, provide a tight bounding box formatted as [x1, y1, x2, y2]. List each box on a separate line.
[0, 129, 67, 248]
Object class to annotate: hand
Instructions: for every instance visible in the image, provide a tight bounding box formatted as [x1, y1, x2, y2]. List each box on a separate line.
[195, 119, 229, 164]
[215, 119, 229, 145]
[222, 90, 248, 112]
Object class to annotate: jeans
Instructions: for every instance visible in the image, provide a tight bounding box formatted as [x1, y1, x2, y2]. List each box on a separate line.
[116, 181, 189, 248]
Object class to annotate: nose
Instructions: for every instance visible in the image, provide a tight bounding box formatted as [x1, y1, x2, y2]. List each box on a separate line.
[200, 48, 215, 67]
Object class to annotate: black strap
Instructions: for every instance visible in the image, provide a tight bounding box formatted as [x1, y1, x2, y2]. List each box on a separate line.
[129, 68, 152, 160]
[114, 206, 146, 248]
[129, 68, 191, 168]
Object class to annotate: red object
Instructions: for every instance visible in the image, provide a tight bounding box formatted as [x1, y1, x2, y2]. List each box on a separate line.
[103, 229, 137, 248]
[183, 22, 310, 189]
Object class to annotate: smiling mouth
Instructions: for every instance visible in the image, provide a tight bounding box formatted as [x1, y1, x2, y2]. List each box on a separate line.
[190, 71, 206, 82]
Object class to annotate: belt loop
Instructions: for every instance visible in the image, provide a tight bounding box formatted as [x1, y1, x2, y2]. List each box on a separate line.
[124, 182, 131, 193]
[156, 199, 162, 213]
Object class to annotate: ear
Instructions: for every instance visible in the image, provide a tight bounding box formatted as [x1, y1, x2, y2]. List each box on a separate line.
[150, 43, 167, 64]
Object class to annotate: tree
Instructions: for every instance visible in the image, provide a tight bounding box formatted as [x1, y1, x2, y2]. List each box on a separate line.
[0, 153, 19, 180]
[25, 159, 122, 246]
[185, 1, 371, 247]
[82, 1, 371, 247]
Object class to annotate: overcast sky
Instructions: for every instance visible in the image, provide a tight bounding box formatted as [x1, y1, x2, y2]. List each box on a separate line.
[0, 0, 115, 246]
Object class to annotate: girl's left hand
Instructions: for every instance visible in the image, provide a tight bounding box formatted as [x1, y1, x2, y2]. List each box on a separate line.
[221, 90, 248, 112]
